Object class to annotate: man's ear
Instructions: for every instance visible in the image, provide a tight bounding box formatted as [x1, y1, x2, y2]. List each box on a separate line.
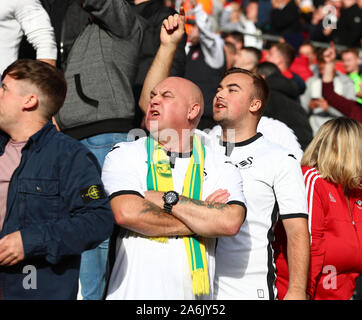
[249, 98, 262, 114]
[22, 94, 38, 112]
[188, 103, 201, 121]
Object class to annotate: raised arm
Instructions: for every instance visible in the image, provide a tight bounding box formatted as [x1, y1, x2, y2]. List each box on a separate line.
[192, 1, 225, 69]
[15, 0, 57, 66]
[321, 43, 362, 121]
[139, 11, 186, 114]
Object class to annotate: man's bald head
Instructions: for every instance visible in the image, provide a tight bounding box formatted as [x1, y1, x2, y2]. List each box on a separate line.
[155, 77, 204, 128]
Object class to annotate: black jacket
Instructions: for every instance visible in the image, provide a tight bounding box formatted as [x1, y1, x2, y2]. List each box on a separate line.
[264, 73, 313, 150]
[333, 4, 362, 47]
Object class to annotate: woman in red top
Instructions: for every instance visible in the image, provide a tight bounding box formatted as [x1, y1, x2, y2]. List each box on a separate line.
[274, 117, 362, 299]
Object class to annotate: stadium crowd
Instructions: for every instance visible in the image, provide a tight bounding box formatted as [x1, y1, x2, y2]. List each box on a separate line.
[0, 0, 361, 300]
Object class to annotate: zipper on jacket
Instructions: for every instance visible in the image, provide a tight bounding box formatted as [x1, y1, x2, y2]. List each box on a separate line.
[345, 195, 356, 229]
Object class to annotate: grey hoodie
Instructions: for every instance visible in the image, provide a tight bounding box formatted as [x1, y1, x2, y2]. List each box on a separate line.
[55, 0, 144, 140]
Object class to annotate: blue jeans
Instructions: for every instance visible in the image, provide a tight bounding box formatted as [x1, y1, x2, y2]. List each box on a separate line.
[79, 132, 128, 300]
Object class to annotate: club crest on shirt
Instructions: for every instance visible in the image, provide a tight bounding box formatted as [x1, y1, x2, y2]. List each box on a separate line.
[236, 157, 254, 169]
[356, 199, 362, 209]
[329, 192, 336, 203]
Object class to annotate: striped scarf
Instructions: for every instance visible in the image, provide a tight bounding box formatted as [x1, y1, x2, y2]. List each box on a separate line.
[145, 134, 209, 296]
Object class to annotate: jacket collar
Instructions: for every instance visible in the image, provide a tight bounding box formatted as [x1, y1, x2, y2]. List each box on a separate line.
[0, 121, 55, 155]
[26, 121, 55, 152]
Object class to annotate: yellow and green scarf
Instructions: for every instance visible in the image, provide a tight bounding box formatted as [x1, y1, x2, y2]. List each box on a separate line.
[145, 134, 209, 296]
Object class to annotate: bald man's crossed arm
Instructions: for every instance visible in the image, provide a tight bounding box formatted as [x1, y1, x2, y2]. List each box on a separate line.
[110, 190, 244, 238]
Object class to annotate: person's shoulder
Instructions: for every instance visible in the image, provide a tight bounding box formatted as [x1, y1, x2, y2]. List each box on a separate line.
[302, 166, 332, 194]
[257, 134, 288, 153]
[106, 136, 147, 158]
[302, 166, 326, 186]
[51, 130, 87, 153]
[257, 135, 302, 165]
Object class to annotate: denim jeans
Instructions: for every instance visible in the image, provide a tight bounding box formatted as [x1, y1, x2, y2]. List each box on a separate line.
[79, 132, 128, 300]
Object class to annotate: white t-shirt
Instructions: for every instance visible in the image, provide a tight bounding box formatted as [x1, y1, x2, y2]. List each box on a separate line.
[208, 133, 308, 300]
[102, 136, 246, 300]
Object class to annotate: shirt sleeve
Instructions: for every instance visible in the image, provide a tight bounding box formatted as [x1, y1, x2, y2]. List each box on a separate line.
[14, 0, 57, 60]
[102, 142, 145, 199]
[192, 4, 225, 69]
[213, 160, 246, 210]
[273, 153, 308, 219]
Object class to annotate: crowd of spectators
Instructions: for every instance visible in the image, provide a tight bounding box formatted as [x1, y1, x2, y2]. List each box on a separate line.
[12, 0, 362, 138]
[1, 0, 361, 300]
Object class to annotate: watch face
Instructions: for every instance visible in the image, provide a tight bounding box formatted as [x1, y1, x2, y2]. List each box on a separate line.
[165, 193, 176, 204]
[164, 191, 178, 204]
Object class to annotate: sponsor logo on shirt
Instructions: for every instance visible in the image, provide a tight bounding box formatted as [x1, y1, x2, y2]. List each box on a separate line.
[203, 169, 208, 181]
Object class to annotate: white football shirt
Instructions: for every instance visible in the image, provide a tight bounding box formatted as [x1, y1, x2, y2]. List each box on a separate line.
[209, 133, 308, 300]
[102, 136, 246, 300]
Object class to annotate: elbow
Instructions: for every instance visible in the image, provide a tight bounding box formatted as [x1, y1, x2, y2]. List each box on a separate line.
[222, 206, 245, 236]
[113, 207, 132, 228]
[224, 218, 243, 236]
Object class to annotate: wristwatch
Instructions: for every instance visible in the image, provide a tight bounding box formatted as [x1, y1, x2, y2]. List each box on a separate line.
[162, 191, 179, 214]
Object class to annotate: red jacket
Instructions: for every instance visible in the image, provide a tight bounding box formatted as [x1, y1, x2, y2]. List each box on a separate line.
[274, 166, 362, 300]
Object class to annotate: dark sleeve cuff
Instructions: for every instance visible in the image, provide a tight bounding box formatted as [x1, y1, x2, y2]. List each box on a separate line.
[109, 190, 144, 200]
[280, 213, 308, 220]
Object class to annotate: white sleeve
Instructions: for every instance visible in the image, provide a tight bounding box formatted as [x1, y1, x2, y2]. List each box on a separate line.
[192, 4, 225, 69]
[214, 160, 246, 207]
[102, 142, 144, 199]
[273, 153, 308, 219]
[14, 0, 57, 60]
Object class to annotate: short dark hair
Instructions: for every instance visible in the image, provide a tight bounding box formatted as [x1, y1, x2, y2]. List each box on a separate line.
[256, 61, 281, 78]
[271, 42, 296, 68]
[222, 31, 244, 46]
[223, 67, 270, 116]
[316, 48, 327, 63]
[2, 59, 67, 120]
[299, 41, 316, 53]
[243, 46, 262, 63]
[342, 47, 359, 57]
[224, 41, 237, 55]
